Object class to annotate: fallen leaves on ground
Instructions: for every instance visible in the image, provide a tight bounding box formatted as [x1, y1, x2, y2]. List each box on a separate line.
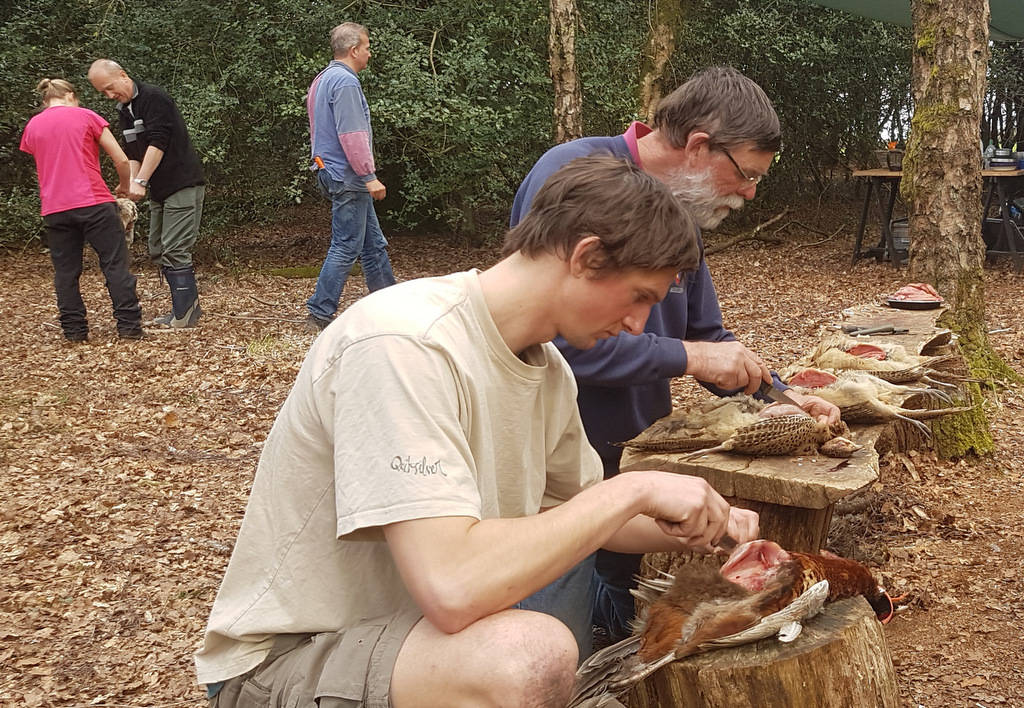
[1, 203, 1022, 707]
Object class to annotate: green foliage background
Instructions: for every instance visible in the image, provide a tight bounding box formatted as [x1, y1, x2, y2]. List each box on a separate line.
[0, 0, 1018, 246]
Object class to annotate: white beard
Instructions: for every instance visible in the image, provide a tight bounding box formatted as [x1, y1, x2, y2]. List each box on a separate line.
[665, 167, 746, 230]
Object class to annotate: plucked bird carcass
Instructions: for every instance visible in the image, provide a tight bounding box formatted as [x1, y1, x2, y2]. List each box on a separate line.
[786, 333, 965, 388]
[569, 541, 896, 707]
[785, 368, 971, 436]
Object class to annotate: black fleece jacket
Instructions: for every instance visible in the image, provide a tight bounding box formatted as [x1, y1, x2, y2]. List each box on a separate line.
[117, 81, 204, 202]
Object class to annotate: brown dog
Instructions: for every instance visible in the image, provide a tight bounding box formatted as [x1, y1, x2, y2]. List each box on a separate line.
[116, 197, 137, 246]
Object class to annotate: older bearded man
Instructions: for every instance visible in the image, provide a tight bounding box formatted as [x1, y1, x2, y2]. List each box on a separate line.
[509, 65, 840, 654]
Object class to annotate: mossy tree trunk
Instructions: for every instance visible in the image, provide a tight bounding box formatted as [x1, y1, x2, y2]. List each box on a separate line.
[902, 0, 1019, 457]
[549, 0, 583, 143]
[637, 0, 690, 123]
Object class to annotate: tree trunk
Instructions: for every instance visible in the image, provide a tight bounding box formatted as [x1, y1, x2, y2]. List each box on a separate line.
[638, 0, 687, 123]
[902, 0, 1018, 457]
[625, 598, 899, 708]
[549, 0, 583, 143]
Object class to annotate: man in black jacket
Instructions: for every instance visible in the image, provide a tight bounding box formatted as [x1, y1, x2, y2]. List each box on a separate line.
[89, 59, 205, 328]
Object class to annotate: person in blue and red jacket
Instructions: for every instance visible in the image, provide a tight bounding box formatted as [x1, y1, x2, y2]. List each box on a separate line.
[510, 66, 841, 655]
[303, 21, 396, 333]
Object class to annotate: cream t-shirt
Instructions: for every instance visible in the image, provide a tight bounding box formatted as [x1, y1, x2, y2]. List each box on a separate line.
[194, 270, 602, 684]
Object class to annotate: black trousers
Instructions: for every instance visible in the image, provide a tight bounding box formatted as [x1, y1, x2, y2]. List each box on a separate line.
[44, 202, 141, 337]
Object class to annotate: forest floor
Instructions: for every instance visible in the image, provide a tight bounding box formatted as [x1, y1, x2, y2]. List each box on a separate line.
[1, 201, 1022, 708]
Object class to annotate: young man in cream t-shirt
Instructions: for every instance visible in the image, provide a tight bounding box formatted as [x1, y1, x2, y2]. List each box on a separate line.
[195, 155, 759, 708]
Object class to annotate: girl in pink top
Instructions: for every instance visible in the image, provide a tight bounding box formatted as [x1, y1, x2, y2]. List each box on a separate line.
[20, 78, 143, 340]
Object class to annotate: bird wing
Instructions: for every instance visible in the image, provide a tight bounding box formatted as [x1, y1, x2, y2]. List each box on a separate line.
[698, 580, 829, 648]
[620, 434, 723, 453]
[569, 635, 644, 706]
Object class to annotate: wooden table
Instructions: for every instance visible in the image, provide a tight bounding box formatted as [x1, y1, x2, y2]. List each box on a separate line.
[837, 301, 952, 355]
[851, 167, 1024, 273]
[850, 168, 905, 267]
[982, 169, 1024, 272]
[620, 439, 878, 553]
[620, 303, 953, 554]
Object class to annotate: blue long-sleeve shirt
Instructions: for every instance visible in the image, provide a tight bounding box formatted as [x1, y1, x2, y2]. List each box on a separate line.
[307, 61, 377, 187]
[511, 127, 775, 475]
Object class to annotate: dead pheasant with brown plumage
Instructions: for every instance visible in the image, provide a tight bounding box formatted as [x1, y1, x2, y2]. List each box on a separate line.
[617, 395, 770, 454]
[569, 541, 896, 706]
[619, 396, 861, 459]
[677, 414, 860, 459]
[639, 540, 893, 658]
[719, 540, 894, 618]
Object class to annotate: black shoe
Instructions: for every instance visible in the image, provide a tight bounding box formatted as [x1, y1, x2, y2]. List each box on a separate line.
[119, 328, 146, 340]
[64, 331, 88, 342]
[304, 314, 332, 333]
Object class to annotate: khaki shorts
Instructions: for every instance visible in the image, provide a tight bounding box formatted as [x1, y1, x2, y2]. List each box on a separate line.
[211, 608, 421, 708]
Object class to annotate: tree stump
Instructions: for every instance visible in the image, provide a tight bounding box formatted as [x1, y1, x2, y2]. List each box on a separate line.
[624, 597, 898, 707]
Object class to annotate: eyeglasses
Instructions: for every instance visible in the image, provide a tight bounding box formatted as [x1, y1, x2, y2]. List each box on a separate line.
[718, 146, 764, 185]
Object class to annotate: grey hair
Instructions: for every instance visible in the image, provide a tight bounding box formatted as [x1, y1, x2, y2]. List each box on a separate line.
[653, 66, 781, 153]
[330, 22, 367, 58]
[88, 58, 125, 78]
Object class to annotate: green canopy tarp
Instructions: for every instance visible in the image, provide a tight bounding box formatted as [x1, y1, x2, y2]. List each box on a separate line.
[810, 0, 1024, 41]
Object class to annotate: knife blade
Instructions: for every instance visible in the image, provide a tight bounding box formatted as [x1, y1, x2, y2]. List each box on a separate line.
[841, 323, 910, 336]
[716, 533, 739, 552]
[757, 380, 806, 410]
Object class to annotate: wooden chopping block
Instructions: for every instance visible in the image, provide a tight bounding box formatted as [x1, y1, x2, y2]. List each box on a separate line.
[624, 597, 898, 708]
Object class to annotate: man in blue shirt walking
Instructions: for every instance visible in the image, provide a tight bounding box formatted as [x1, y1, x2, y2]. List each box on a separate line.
[305, 22, 396, 333]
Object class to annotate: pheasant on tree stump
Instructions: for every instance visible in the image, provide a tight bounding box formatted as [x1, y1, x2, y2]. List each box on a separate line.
[570, 540, 899, 707]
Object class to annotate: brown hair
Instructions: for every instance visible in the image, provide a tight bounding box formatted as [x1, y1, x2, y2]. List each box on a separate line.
[653, 66, 781, 153]
[502, 155, 700, 275]
[35, 78, 76, 106]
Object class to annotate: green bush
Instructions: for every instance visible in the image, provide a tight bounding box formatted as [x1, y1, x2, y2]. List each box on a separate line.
[1, 0, 1015, 249]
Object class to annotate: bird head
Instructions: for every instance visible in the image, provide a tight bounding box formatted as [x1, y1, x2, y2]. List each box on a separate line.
[866, 585, 896, 623]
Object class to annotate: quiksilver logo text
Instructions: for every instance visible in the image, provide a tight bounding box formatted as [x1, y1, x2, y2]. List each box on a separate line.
[391, 456, 447, 476]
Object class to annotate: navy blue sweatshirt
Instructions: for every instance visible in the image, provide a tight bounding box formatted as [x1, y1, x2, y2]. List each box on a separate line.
[510, 129, 771, 477]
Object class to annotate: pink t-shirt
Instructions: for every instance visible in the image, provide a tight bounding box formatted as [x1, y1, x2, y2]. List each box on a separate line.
[20, 105, 115, 216]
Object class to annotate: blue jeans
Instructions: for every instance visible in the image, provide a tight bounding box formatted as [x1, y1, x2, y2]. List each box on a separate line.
[307, 170, 395, 319]
[514, 554, 597, 663]
[593, 550, 644, 643]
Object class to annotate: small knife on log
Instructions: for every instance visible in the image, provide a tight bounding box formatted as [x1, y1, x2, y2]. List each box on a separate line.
[841, 323, 909, 336]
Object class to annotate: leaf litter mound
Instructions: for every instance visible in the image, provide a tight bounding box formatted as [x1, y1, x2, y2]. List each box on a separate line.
[1, 204, 1022, 707]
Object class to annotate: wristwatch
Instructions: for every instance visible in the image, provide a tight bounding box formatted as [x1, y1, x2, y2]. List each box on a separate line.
[132, 177, 149, 187]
